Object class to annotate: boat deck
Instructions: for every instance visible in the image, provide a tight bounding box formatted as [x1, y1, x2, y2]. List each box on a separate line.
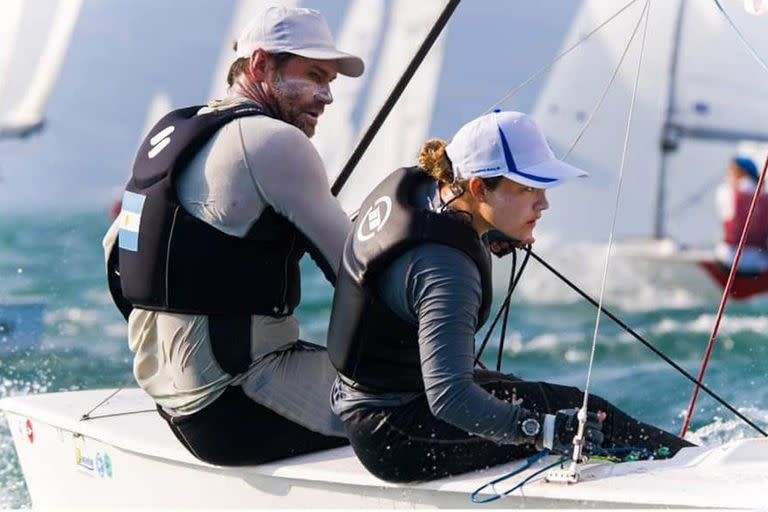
[2, 389, 767, 508]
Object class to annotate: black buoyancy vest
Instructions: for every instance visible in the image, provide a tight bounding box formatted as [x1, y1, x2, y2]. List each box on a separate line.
[108, 104, 305, 320]
[327, 167, 493, 392]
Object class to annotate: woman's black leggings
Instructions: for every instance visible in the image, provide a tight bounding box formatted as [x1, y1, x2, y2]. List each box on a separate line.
[342, 370, 694, 483]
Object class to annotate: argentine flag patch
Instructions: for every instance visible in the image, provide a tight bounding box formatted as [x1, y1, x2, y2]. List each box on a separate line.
[118, 191, 146, 252]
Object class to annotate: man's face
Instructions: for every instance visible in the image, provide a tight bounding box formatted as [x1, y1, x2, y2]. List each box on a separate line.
[268, 55, 337, 137]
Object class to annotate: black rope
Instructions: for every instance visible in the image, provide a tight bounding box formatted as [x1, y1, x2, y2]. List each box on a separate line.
[475, 246, 532, 368]
[529, 249, 768, 437]
[496, 250, 517, 371]
[331, 0, 462, 197]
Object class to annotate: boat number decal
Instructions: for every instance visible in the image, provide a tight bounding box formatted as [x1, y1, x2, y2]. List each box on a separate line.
[357, 196, 392, 242]
[25, 419, 34, 444]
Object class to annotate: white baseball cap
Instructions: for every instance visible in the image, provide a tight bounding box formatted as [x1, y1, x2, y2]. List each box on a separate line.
[445, 111, 587, 189]
[235, 6, 364, 78]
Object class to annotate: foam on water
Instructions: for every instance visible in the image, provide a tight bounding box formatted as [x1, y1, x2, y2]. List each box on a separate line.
[499, 236, 721, 311]
[687, 407, 768, 446]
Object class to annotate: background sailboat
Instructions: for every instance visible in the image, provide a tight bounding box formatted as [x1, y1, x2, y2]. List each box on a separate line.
[518, 0, 768, 302]
[0, 0, 83, 138]
[0, 0, 82, 351]
[331, 0, 448, 213]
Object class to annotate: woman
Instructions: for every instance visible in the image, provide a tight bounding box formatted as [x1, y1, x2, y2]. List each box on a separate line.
[326, 111, 693, 483]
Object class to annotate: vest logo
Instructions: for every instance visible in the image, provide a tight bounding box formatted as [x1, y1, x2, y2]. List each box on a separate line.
[148, 125, 175, 159]
[118, 191, 146, 252]
[357, 196, 392, 242]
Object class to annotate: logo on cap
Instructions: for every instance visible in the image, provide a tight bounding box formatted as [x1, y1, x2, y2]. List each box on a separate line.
[357, 196, 392, 242]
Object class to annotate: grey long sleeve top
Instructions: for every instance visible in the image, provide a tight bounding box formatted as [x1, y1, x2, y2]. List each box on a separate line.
[331, 240, 527, 445]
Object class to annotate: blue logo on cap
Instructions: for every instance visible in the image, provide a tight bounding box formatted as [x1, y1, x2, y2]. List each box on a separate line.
[498, 127, 556, 184]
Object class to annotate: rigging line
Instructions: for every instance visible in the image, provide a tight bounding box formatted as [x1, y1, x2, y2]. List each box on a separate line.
[496, 249, 516, 372]
[680, 151, 768, 437]
[580, 0, 650, 408]
[496, 248, 531, 371]
[528, 249, 767, 437]
[712, 0, 768, 74]
[331, 0, 461, 197]
[80, 388, 124, 421]
[483, 0, 643, 114]
[562, 0, 650, 161]
[474, 246, 531, 367]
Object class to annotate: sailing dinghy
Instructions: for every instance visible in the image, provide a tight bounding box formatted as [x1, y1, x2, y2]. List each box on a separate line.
[2, 0, 768, 508]
[2, 388, 768, 509]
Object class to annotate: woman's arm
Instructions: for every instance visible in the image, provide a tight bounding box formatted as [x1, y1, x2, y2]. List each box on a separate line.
[379, 243, 530, 445]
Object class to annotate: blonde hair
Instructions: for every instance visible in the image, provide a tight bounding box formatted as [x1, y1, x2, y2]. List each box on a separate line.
[418, 139, 456, 185]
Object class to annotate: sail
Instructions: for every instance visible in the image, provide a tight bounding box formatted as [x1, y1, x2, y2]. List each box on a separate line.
[0, 0, 83, 138]
[673, 1, 768, 143]
[138, 93, 173, 143]
[0, 0, 26, 103]
[208, 0, 298, 101]
[311, 0, 385, 179]
[532, 0, 768, 245]
[335, 0, 449, 213]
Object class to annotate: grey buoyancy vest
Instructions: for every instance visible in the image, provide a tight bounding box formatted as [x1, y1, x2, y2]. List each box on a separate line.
[108, 104, 305, 323]
[327, 167, 493, 392]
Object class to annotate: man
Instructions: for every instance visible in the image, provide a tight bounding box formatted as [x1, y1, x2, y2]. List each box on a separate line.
[103, 6, 364, 465]
[715, 156, 768, 273]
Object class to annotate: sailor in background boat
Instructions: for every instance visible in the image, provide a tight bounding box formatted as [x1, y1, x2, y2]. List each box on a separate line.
[103, 6, 364, 465]
[327, 111, 693, 483]
[715, 156, 768, 273]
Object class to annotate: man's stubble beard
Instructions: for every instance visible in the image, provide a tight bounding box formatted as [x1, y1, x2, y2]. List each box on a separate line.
[270, 75, 316, 138]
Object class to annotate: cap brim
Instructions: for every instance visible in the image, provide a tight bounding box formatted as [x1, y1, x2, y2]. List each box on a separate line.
[290, 47, 364, 77]
[501, 159, 588, 190]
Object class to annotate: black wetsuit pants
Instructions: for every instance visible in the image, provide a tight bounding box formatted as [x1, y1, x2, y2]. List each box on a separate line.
[158, 386, 349, 466]
[341, 370, 693, 483]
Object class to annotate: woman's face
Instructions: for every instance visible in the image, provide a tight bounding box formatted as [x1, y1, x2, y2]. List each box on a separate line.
[477, 178, 549, 245]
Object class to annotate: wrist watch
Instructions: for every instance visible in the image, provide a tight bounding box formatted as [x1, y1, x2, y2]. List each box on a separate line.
[521, 417, 541, 438]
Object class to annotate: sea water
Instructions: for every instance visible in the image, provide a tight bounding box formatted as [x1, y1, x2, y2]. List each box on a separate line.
[1, 212, 766, 508]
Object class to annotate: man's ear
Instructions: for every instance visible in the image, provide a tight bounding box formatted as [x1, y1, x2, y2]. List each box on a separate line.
[248, 49, 271, 81]
[467, 177, 487, 202]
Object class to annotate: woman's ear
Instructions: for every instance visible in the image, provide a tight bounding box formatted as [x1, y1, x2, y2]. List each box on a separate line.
[467, 177, 487, 202]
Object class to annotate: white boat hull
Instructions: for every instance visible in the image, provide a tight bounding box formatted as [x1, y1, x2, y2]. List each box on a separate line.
[2, 389, 768, 509]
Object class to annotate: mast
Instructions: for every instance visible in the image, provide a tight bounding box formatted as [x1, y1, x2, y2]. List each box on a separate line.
[654, 0, 687, 239]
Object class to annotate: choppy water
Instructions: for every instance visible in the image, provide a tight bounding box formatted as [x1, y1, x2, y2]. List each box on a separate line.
[1, 212, 767, 508]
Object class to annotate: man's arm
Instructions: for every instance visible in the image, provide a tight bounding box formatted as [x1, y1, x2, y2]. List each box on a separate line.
[240, 119, 351, 283]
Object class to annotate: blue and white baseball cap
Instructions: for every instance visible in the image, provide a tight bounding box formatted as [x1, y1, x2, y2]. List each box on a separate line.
[445, 111, 587, 189]
[236, 6, 364, 77]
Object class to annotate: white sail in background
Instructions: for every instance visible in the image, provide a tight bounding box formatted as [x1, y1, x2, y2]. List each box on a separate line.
[139, 92, 173, 141]
[0, 0, 83, 138]
[208, 0, 298, 101]
[0, 0, 26, 103]
[312, 0, 385, 180]
[532, 0, 768, 245]
[337, 0, 449, 213]
[674, 2, 768, 142]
